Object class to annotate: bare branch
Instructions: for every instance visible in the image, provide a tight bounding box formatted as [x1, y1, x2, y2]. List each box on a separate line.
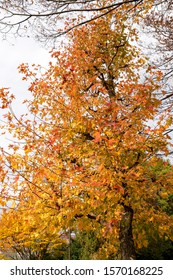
[0, 0, 144, 44]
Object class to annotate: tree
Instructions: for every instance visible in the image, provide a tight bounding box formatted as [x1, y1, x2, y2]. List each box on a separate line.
[145, 0, 173, 75]
[136, 159, 173, 259]
[0, 193, 67, 259]
[69, 231, 102, 260]
[144, 0, 173, 103]
[0, 4, 173, 259]
[0, 0, 151, 44]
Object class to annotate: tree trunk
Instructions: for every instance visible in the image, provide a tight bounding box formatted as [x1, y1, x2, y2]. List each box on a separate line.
[119, 205, 136, 260]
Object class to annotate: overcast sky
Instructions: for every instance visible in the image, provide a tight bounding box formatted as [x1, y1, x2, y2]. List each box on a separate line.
[0, 36, 51, 98]
[0, 36, 52, 148]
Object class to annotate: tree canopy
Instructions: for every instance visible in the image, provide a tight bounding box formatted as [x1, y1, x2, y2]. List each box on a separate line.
[0, 0, 173, 260]
[1, 0, 172, 103]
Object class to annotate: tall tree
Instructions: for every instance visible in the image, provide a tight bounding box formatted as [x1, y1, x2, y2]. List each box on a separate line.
[0, 5, 173, 259]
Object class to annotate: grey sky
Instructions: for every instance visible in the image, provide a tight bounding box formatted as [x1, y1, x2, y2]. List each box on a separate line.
[0, 36, 51, 97]
[0, 36, 51, 148]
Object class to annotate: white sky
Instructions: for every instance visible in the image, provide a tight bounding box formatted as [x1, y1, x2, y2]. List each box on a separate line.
[0, 36, 51, 97]
[0, 36, 52, 148]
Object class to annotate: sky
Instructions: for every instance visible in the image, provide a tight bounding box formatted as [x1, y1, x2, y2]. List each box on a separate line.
[0, 36, 51, 100]
[0, 36, 52, 148]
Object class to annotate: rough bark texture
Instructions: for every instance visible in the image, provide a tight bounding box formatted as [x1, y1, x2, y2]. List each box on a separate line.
[119, 205, 136, 260]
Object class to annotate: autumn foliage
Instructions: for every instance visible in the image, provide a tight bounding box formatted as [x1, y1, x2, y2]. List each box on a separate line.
[0, 1, 173, 259]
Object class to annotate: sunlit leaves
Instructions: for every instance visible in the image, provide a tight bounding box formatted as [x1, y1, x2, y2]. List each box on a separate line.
[0, 1, 173, 259]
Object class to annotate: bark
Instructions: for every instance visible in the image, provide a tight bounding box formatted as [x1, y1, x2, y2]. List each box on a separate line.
[119, 205, 136, 260]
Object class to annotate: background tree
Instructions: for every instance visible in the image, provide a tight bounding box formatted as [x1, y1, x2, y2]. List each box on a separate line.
[0, 0, 152, 45]
[135, 159, 173, 259]
[144, 0, 173, 107]
[145, 0, 173, 77]
[69, 231, 103, 260]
